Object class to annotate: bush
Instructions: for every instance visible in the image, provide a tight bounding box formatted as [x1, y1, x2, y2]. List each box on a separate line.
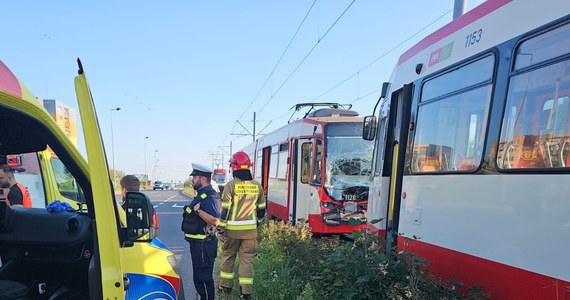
[218, 220, 487, 300]
[310, 230, 483, 299]
[253, 220, 330, 299]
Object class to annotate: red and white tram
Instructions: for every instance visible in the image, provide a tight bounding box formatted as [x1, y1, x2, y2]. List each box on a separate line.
[363, 0, 570, 298]
[243, 103, 373, 234]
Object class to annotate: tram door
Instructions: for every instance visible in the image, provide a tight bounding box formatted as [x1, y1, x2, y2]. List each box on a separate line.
[288, 138, 312, 224]
[384, 83, 413, 252]
[260, 147, 271, 199]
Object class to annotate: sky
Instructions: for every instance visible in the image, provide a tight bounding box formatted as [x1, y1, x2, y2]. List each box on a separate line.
[1, 1, 484, 183]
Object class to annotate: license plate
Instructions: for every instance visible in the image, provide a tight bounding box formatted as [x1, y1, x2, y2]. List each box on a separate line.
[343, 194, 358, 201]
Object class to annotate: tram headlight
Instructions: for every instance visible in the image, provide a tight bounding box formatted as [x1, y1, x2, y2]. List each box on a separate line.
[321, 202, 334, 209]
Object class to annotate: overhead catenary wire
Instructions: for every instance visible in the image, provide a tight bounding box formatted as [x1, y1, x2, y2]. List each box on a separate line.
[348, 87, 381, 104]
[236, 0, 318, 121]
[219, 0, 318, 150]
[217, 5, 453, 154]
[257, 0, 357, 115]
[311, 8, 453, 103]
[218, 120, 239, 146]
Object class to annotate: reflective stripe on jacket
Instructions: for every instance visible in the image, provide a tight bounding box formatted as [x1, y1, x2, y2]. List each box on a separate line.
[219, 179, 265, 238]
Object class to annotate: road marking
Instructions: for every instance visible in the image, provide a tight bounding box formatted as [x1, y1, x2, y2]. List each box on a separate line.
[153, 199, 171, 209]
[172, 203, 186, 208]
[168, 246, 185, 253]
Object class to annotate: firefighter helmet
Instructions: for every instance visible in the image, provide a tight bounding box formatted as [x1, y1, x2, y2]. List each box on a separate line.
[230, 151, 252, 171]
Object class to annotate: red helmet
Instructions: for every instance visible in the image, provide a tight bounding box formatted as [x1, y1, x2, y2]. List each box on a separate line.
[230, 151, 252, 171]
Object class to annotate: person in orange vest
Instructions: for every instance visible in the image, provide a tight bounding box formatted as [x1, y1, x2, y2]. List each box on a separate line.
[218, 151, 266, 300]
[0, 164, 32, 207]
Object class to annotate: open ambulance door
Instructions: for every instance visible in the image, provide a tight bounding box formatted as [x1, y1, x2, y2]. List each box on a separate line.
[74, 59, 125, 299]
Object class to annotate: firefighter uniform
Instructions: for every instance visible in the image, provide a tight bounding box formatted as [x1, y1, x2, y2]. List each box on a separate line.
[218, 152, 266, 298]
[181, 164, 221, 300]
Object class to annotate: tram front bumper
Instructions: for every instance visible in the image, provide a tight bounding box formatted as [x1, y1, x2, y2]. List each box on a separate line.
[322, 211, 367, 226]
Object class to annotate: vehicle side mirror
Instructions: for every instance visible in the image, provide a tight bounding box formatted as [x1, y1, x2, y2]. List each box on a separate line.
[362, 116, 377, 141]
[124, 191, 157, 241]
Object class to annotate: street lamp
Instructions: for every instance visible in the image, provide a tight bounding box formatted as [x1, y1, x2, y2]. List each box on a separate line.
[110, 107, 121, 187]
[156, 159, 160, 183]
[153, 150, 158, 181]
[144, 136, 149, 186]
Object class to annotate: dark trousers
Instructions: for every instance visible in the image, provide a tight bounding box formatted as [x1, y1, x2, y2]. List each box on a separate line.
[188, 236, 218, 300]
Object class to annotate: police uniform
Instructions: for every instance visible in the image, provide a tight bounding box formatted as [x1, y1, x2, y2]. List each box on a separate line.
[181, 163, 221, 300]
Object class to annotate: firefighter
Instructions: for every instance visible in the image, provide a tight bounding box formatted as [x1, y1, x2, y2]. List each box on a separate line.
[218, 151, 266, 300]
[0, 164, 31, 207]
[181, 163, 221, 300]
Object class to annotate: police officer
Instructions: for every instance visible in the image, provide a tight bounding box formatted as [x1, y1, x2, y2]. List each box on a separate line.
[218, 152, 266, 300]
[181, 163, 221, 300]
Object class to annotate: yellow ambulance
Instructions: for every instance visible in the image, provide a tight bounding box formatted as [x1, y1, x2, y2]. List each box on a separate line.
[0, 59, 183, 299]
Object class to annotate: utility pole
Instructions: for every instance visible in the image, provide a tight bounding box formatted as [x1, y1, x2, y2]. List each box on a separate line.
[453, 0, 467, 20]
[153, 150, 158, 181]
[209, 152, 220, 169]
[110, 107, 121, 187]
[143, 136, 149, 185]
[232, 112, 263, 142]
[219, 142, 233, 174]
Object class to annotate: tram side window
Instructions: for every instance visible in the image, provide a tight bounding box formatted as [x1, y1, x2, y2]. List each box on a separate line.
[412, 55, 494, 173]
[312, 139, 323, 185]
[301, 142, 312, 183]
[277, 143, 288, 180]
[269, 145, 278, 179]
[498, 24, 570, 169]
[255, 150, 262, 180]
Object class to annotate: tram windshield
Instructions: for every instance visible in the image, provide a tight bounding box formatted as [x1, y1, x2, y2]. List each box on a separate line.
[325, 123, 373, 201]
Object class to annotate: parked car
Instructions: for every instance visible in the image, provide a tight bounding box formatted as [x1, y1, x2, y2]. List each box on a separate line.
[153, 181, 164, 190]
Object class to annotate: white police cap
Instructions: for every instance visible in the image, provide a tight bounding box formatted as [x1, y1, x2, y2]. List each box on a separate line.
[190, 163, 214, 176]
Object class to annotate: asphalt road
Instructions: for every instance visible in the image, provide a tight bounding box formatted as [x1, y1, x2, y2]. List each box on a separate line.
[141, 189, 197, 300]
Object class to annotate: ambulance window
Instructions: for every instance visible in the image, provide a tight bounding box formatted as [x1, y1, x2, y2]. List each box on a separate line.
[9, 152, 46, 208]
[51, 157, 85, 203]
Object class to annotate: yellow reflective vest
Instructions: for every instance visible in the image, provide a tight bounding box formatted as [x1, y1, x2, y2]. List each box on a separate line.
[219, 178, 266, 239]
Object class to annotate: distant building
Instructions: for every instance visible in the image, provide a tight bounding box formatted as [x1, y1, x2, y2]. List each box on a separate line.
[42, 99, 78, 146]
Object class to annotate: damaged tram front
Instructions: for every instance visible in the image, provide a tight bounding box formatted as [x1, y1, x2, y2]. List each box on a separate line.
[242, 103, 373, 234]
